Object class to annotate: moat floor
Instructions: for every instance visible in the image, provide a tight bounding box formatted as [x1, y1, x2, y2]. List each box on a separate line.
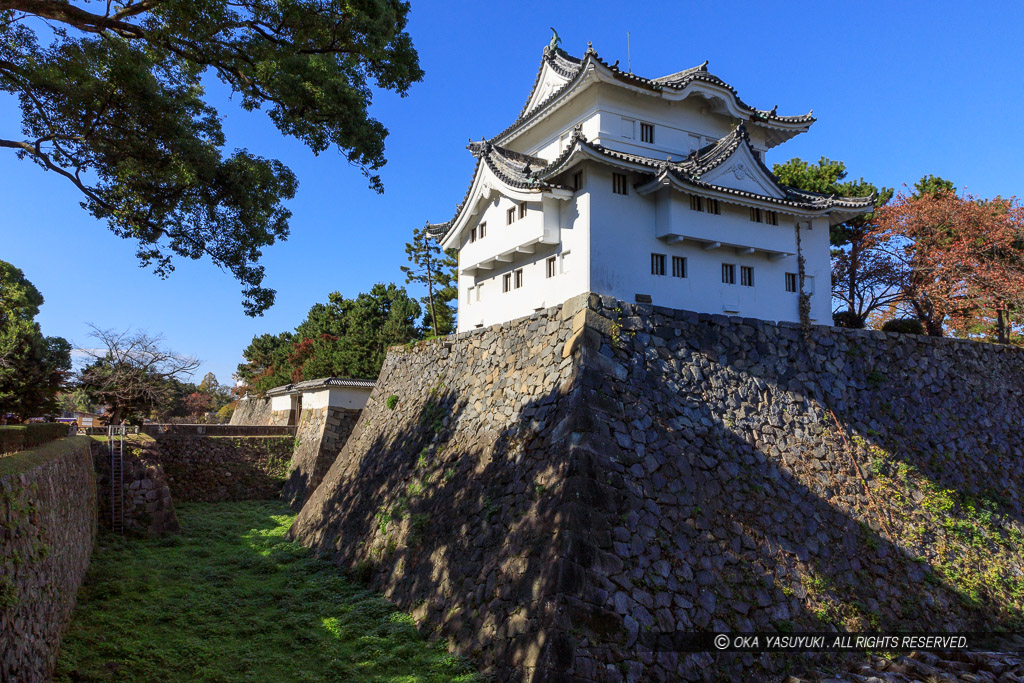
[54, 500, 477, 682]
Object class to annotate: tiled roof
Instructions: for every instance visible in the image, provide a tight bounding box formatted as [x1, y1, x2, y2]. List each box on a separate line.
[423, 139, 572, 240]
[267, 377, 375, 396]
[424, 124, 872, 246]
[494, 44, 814, 146]
[293, 377, 376, 390]
[539, 125, 874, 214]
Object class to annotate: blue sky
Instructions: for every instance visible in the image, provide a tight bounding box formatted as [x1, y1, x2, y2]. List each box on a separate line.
[2, 0, 1023, 386]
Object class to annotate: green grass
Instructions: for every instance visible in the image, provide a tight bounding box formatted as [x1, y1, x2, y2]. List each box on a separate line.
[54, 500, 477, 682]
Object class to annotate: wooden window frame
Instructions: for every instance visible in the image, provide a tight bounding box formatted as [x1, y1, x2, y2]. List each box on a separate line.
[672, 256, 687, 278]
[651, 253, 666, 276]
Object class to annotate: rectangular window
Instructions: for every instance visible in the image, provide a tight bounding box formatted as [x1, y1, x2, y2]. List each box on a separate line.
[572, 170, 583, 192]
[706, 198, 721, 215]
[785, 272, 798, 292]
[507, 207, 516, 224]
[672, 256, 687, 278]
[750, 207, 763, 223]
[478, 222, 487, 239]
[466, 286, 474, 304]
[765, 210, 778, 226]
[546, 256, 557, 278]
[612, 172, 628, 195]
[519, 202, 527, 219]
[503, 273, 512, 292]
[470, 226, 477, 243]
[476, 283, 483, 301]
[514, 268, 523, 289]
[651, 253, 666, 276]
[722, 263, 736, 285]
[640, 122, 654, 144]
[560, 250, 570, 273]
[741, 266, 754, 287]
[689, 195, 703, 212]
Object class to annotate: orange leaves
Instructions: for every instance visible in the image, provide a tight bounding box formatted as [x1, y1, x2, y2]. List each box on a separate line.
[871, 190, 1024, 342]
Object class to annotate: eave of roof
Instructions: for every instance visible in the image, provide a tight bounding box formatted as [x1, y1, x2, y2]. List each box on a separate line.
[266, 377, 375, 396]
[424, 124, 873, 246]
[496, 44, 815, 148]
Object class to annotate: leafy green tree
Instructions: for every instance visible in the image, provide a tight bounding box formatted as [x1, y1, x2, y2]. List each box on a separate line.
[236, 332, 295, 394]
[57, 387, 93, 414]
[0, 1, 423, 315]
[0, 260, 71, 419]
[0, 260, 44, 323]
[197, 371, 233, 411]
[401, 226, 458, 336]
[774, 157, 894, 327]
[237, 283, 420, 391]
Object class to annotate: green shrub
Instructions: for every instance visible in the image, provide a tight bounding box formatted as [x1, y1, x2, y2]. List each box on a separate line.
[833, 311, 865, 328]
[0, 427, 24, 455]
[882, 318, 924, 335]
[385, 395, 399, 410]
[0, 423, 69, 455]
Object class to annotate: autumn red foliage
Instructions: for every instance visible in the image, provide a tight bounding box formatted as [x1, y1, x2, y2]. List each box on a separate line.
[871, 190, 1024, 343]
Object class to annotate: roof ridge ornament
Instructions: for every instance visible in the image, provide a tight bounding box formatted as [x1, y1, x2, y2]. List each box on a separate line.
[548, 28, 561, 52]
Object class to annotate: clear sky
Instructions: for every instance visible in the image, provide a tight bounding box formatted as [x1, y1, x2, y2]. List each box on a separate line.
[2, 0, 1023, 386]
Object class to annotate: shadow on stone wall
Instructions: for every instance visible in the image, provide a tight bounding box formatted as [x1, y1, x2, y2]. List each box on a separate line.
[289, 299, 1024, 682]
[151, 435, 294, 502]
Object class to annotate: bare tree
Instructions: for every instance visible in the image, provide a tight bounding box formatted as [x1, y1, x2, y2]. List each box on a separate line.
[79, 325, 201, 423]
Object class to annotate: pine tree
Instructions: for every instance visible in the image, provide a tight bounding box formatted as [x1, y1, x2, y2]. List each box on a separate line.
[401, 227, 458, 336]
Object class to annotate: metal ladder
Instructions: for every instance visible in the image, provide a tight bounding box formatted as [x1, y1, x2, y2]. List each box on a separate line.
[108, 424, 124, 535]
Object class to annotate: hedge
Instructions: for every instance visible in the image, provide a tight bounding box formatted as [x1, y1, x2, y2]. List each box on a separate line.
[0, 423, 70, 455]
[882, 318, 925, 335]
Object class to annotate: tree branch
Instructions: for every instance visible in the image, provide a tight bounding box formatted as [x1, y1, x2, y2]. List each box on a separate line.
[0, 0, 144, 36]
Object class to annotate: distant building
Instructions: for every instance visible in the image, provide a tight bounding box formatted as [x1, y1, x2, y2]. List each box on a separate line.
[426, 41, 873, 332]
[265, 378, 375, 426]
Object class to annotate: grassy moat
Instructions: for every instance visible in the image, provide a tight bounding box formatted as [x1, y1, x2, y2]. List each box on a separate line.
[54, 501, 477, 682]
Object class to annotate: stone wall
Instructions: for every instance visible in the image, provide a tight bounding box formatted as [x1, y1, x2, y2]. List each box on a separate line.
[282, 406, 361, 509]
[151, 435, 294, 502]
[0, 437, 97, 682]
[229, 396, 291, 427]
[289, 293, 1024, 682]
[93, 439, 179, 537]
[141, 424, 296, 437]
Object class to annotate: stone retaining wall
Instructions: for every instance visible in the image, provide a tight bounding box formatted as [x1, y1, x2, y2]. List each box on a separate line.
[229, 396, 292, 427]
[0, 437, 97, 682]
[93, 440, 179, 537]
[152, 435, 294, 502]
[282, 407, 361, 509]
[290, 293, 1024, 682]
[141, 424, 295, 437]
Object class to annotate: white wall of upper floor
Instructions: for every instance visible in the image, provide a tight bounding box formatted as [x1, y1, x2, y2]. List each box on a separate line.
[512, 82, 771, 164]
[586, 164, 831, 324]
[458, 181, 591, 331]
[302, 386, 372, 411]
[454, 161, 831, 332]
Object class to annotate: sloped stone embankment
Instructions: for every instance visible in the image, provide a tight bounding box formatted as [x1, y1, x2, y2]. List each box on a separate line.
[290, 293, 1024, 682]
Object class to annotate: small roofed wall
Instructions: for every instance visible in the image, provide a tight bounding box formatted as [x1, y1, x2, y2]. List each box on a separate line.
[301, 386, 372, 411]
[1, 437, 97, 682]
